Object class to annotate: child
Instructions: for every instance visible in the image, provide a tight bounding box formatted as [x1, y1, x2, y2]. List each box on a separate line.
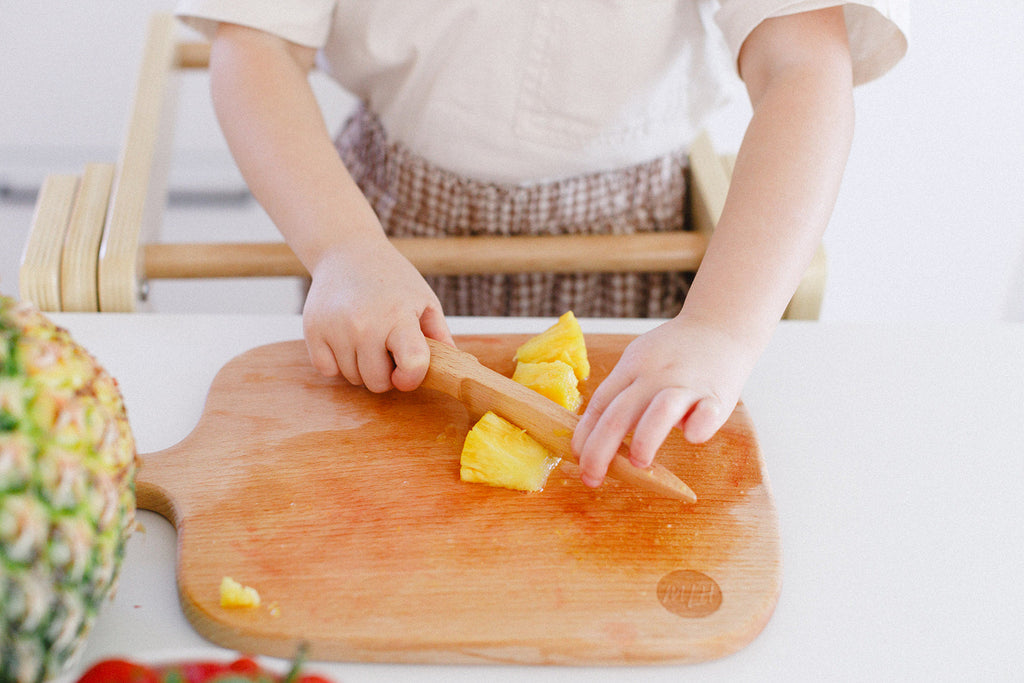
[176, 1, 908, 488]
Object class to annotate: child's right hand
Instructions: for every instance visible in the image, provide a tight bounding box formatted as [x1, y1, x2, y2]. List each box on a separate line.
[206, 23, 452, 394]
[301, 239, 453, 393]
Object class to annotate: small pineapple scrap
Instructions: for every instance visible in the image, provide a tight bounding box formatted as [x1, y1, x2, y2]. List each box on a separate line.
[460, 411, 561, 492]
[512, 360, 582, 413]
[220, 576, 261, 608]
[514, 311, 590, 381]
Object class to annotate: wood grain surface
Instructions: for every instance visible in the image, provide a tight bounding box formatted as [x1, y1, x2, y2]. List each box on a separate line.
[136, 335, 780, 665]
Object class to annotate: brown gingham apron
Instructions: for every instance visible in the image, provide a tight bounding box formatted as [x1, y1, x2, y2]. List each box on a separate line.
[334, 104, 692, 318]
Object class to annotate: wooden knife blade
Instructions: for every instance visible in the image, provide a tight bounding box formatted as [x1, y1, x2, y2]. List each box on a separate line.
[421, 338, 697, 502]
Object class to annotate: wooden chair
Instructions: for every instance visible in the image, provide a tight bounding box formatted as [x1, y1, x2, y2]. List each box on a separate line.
[20, 13, 825, 319]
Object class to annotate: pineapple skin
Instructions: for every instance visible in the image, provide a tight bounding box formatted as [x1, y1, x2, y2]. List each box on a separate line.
[1, 295, 138, 683]
[513, 311, 590, 381]
[460, 412, 561, 492]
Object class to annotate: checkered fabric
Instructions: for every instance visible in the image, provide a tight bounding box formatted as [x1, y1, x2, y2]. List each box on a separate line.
[334, 104, 692, 318]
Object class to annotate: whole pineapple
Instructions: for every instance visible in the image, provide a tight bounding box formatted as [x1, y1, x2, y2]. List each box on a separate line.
[1, 295, 137, 682]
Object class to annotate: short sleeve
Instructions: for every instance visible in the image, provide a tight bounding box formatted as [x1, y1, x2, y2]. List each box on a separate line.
[714, 1, 910, 85]
[174, 0, 338, 48]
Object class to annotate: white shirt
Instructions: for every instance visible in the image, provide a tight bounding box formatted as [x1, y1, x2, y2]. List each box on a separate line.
[176, 1, 909, 184]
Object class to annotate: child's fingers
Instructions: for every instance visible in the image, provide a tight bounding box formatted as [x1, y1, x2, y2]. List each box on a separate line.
[389, 303, 451, 392]
[308, 332, 366, 388]
[574, 384, 648, 488]
[306, 336, 340, 378]
[628, 387, 703, 468]
[313, 336, 362, 389]
[571, 371, 631, 455]
[387, 320, 431, 392]
[681, 396, 726, 444]
[356, 338, 396, 393]
[419, 304, 453, 346]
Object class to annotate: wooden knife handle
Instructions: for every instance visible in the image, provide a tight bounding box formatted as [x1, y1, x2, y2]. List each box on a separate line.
[422, 339, 696, 502]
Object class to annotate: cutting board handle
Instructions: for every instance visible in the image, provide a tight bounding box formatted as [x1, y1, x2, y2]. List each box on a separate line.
[135, 442, 190, 527]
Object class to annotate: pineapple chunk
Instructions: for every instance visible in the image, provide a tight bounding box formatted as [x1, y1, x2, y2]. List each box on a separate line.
[220, 576, 261, 608]
[460, 411, 561, 492]
[512, 360, 582, 413]
[514, 311, 590, 381]
[459, 310, 589, 493]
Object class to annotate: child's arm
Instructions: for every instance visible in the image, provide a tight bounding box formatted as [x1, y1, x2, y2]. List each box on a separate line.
[208, 23, 452, 392]
[572, 7, 855, 486]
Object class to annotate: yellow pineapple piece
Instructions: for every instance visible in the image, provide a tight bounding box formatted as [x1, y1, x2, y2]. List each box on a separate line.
[460, 411, 561, 492]
[220, 576, 261, 608]
[514, 311, 590, 381]
[512, 360, 582, 413]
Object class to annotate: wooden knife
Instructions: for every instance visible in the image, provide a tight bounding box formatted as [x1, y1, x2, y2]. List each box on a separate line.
[421, 338, 697, 502]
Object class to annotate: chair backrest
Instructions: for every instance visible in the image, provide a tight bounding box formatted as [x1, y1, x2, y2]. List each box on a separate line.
[20, 13, 824, 319]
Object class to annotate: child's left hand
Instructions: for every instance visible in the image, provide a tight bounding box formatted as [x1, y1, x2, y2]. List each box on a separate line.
[571, 314, 758, 488]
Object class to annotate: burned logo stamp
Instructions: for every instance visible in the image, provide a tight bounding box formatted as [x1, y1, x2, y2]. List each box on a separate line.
[657, 570, 722, 618]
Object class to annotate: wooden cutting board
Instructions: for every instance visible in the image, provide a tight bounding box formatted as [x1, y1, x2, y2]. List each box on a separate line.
[137, 334, 780, 665]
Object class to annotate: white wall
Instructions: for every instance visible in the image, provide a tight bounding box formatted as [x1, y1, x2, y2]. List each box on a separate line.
[0, 2, 349, 188]
[3, 2, 1023, 320]
[825, 3, 1024, 322]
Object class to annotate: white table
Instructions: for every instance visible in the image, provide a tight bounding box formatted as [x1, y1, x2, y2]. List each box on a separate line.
[52, 314, 1024, 681]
